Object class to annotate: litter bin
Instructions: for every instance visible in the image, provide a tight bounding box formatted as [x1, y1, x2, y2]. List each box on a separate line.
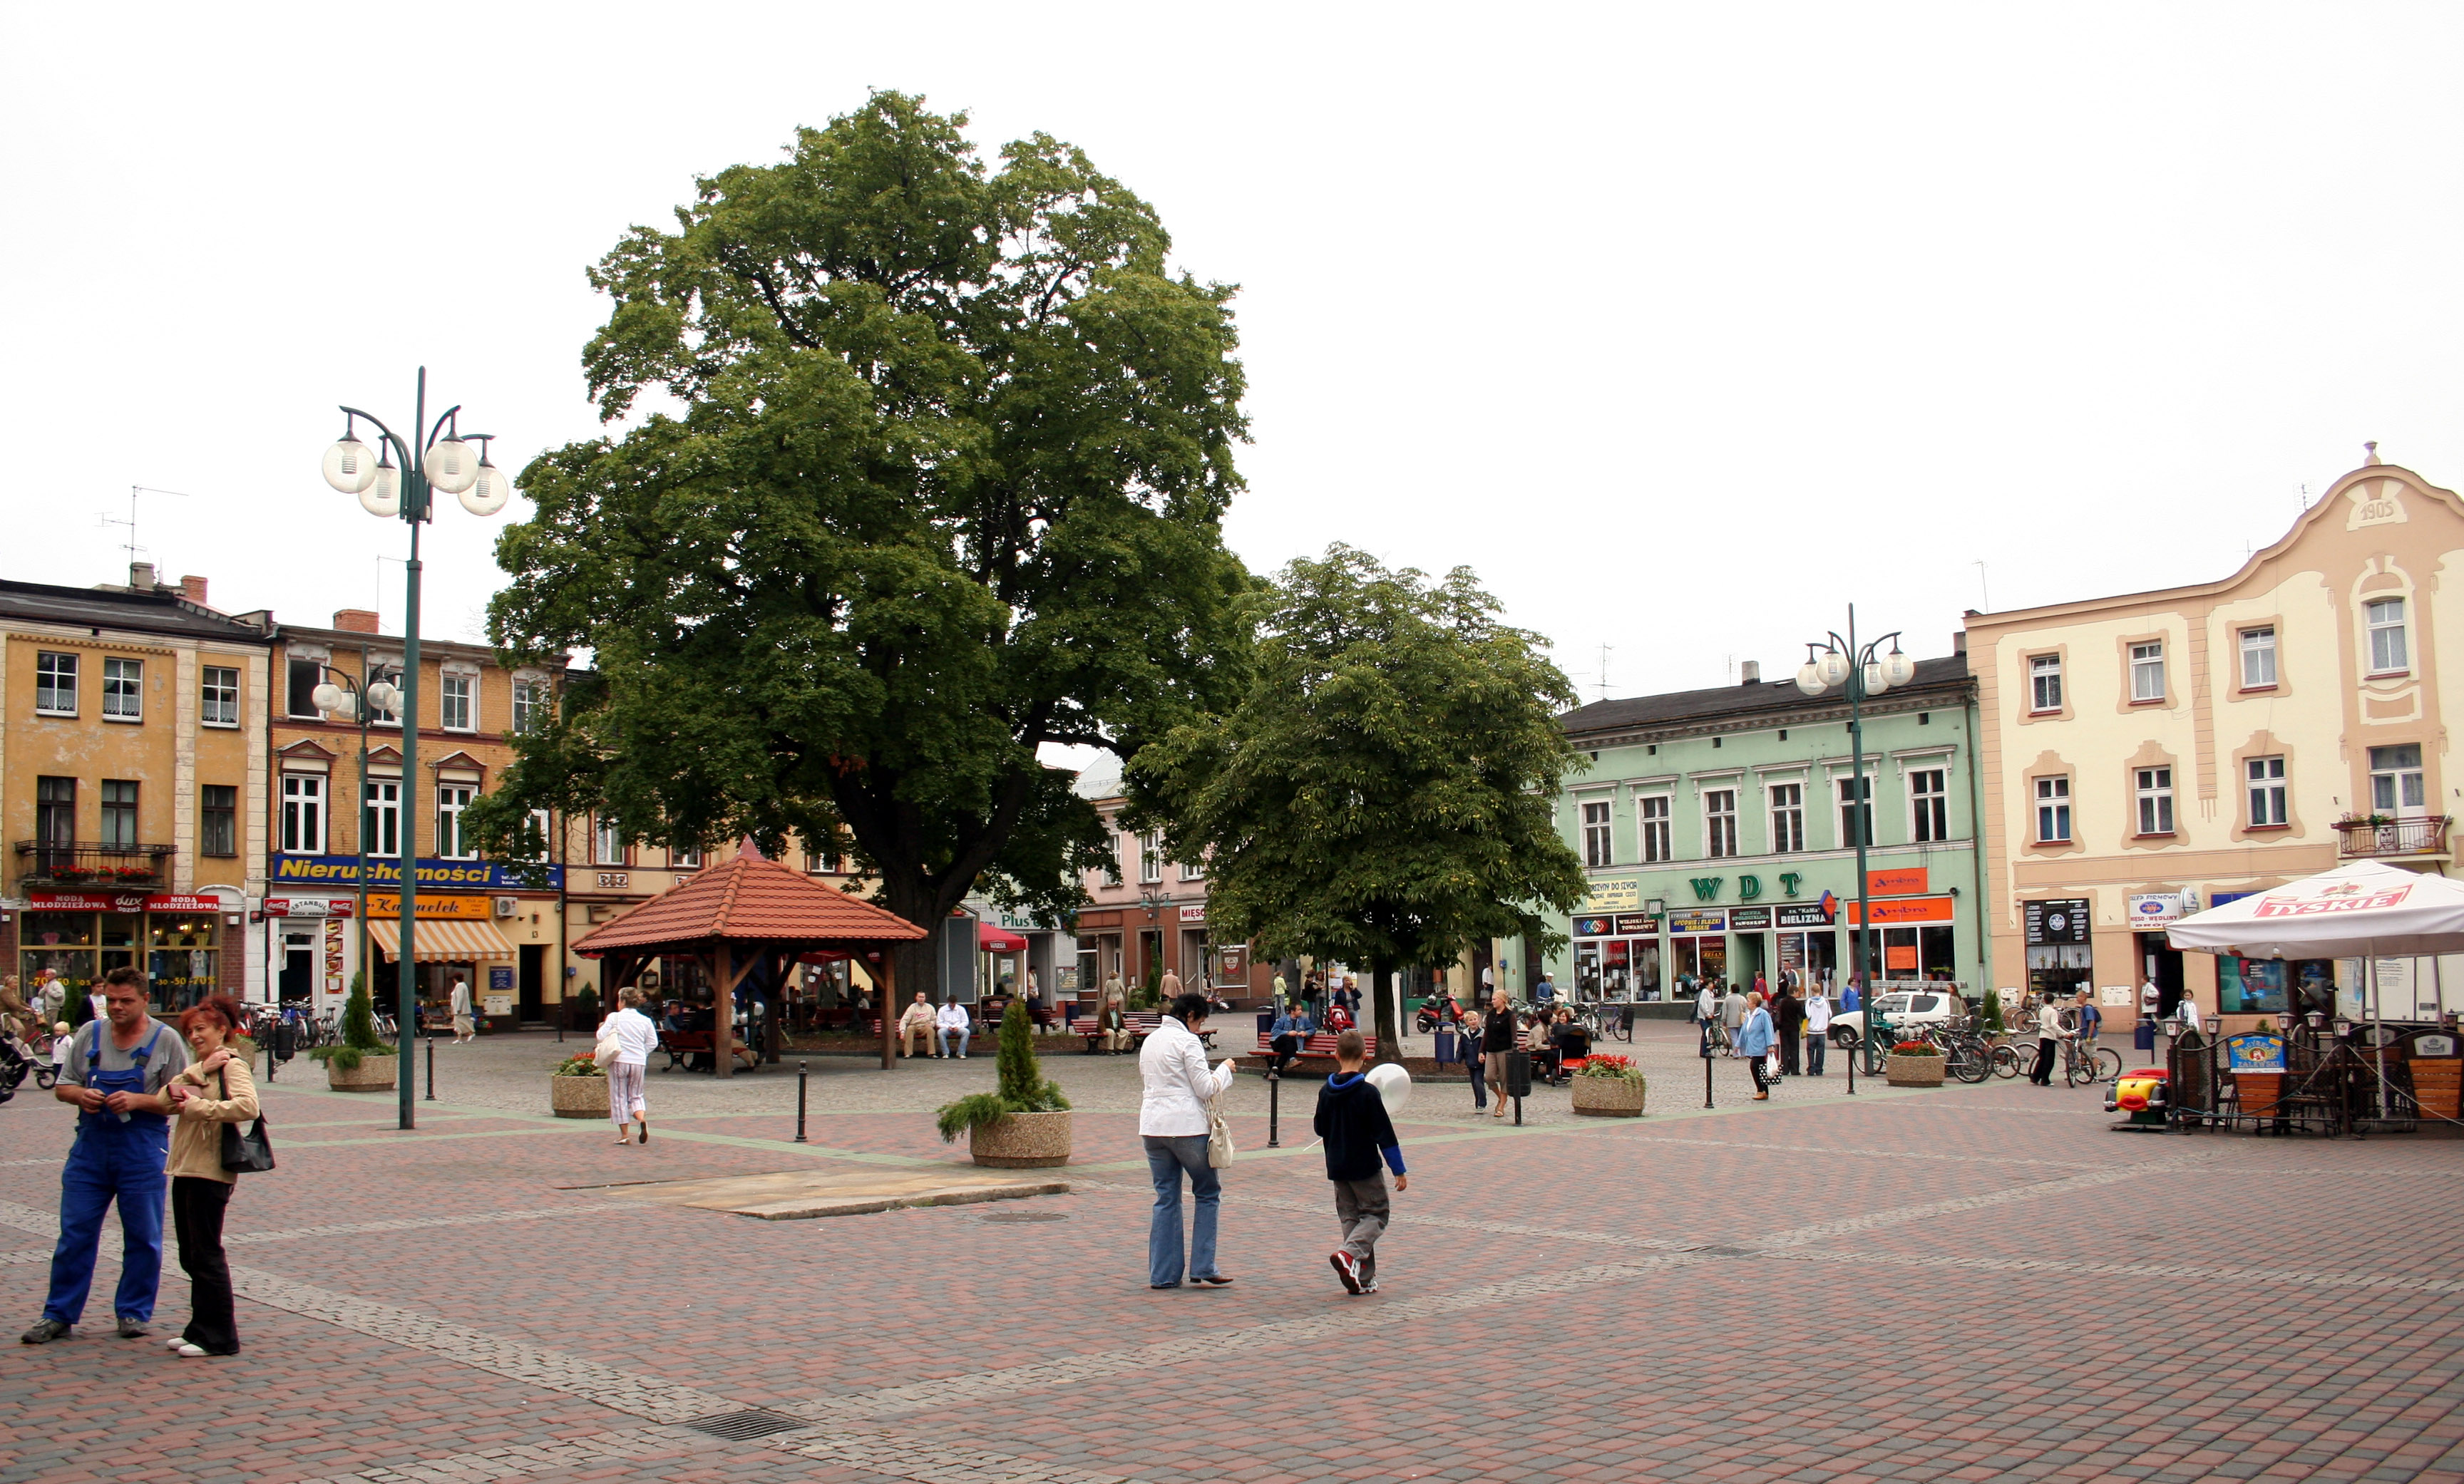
[1434, 1026, 1457, 1064]
[1504, 1049, 1533, 1099]
[2133, 1019, 2155, 1054]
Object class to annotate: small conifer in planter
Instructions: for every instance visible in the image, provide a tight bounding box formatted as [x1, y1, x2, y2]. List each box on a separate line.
[310, 980, 394, 1081]
[936, 1000, 1072, 1166]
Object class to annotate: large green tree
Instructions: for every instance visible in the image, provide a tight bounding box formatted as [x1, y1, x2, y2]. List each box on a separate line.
[1131, 545, 1587, 1063]
[469, 93, 1253, 1001]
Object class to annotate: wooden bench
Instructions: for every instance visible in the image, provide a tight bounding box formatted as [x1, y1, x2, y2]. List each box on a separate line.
[657, 1029, 760, 1073]
[1067, 1011, 1161, 1053]
[1254, 1030, 1377, 1068]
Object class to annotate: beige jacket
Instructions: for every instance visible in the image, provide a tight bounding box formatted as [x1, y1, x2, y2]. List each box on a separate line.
[168, 1056, 260, 1183]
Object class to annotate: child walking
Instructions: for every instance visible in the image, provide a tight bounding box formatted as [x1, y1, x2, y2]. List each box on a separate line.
[1314, 1029, 1407, 1295]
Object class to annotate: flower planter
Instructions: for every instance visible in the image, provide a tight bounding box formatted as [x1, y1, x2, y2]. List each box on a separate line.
[326, 1053, 398, 1092]
[1571, 1075, 1646, 1117]
[550, 1074, 610, 1118]
[1884, 1053, 1945, 1088]
[967, 1110, 1072, 1168]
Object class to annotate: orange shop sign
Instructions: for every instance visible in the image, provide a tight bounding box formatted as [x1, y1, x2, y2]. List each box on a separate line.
[1866, 867, 1927, 897]
[1846, 895, 1955, 926]
[363, 894, 495, 920]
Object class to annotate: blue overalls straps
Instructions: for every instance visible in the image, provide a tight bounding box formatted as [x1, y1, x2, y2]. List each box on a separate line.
[43, 1023, 171, 1327]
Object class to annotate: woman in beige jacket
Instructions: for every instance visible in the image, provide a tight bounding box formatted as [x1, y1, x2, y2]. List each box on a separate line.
[163, 994, 257, 1357]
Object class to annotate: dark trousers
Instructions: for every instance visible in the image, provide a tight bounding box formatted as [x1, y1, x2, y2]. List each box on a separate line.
[1779, 1027, 1802, 1075]
[1806, 1032, 1827, 1075]
[1467, 1051, 1487, 1108]
[171, 1176, 238, 1354]
[2031, 1036, 2058, 1085]
[1269, 1034, 1299, 1074]
[1747, 1053, 1770, 1095]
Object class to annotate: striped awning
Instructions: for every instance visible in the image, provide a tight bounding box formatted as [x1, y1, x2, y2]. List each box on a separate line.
[364, 917, 517, 962]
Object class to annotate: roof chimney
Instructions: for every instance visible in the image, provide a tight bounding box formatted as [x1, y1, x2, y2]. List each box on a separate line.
[130, 561, 158, 592]
[1953, 630, 1968, 656]
[332, 608, 381, 634]
[180, 574, 209, 606]
[1740, 660, 1761, 685]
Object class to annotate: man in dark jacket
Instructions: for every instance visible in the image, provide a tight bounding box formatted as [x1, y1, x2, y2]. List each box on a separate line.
[1315, 1029, 1408, 1295]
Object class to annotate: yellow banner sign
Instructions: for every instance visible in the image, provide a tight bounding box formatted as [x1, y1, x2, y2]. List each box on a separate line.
[1581, 878, 1641, 912]
[364, 894, 495, 920]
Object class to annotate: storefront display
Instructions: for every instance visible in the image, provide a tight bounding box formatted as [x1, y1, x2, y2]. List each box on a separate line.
[2024, 897, 2093, 1001]
[20, 892, 226, 1011]
[1571, 912, 1661, 999]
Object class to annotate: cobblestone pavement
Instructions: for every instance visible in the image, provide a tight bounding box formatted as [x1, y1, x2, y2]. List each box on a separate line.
[4, 1024, 2461, 1483]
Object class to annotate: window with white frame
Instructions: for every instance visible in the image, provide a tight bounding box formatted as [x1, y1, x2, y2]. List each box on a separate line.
[2035, 776, 2071, 843]
[1704, 789, 1737, 859]
[2367, 598, 2409, 674]
[2240, 627, 2276, 689]
[510, 679, 545, 733]
[1910, 768, 1949, 843]
[1767, 783, 1804, 853]
[1179, 853, 1203, 881]
[363, 779, 401, 857]
[528, 808, 555, 861]
[35, 651, 78, 716]
[1139, 830, 1163, 884]
[366, 663, 400, 726]
[282, 773, 326, 854]
[671, 843, 701, 868]
[1837, 776, 1873, 847]
[1581, 800, 1613, 867]
[440, 674, 474, 731]
[102, 658, 142, 721]
[595, 815, 625, 865]
[2247, 756, 2287, 827]
[2029, 654, 2063, 712]
[2130, 642, 2165, 703]
[2135, 766, 2175, 835]
[200, 666, 240, 727]
[2371, 744, 2426, 815]
[437, 786, 477, 858]
[1638, 795, 1671, 863]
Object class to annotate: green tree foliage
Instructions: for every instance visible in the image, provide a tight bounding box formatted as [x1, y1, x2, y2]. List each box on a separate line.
[937, 998, 1069, 1138]
[312, 981, 390, 1072]
[469, 92, 1253, 997]
[1134, 546, 1588, 1063]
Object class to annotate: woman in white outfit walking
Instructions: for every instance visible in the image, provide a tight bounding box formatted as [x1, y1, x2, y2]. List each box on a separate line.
[600, 986, 661, 1145]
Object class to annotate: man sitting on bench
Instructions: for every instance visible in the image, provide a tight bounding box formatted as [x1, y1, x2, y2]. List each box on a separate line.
[896, 992, 937, 1058]
[1267, 1001, 1315, 1077]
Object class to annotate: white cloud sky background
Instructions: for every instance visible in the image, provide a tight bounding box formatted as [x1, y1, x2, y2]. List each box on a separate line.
[5, 2, 2459, 713]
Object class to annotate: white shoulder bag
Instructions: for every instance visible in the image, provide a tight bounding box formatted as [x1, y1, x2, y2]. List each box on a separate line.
[1205, 1091, 1236, 1168]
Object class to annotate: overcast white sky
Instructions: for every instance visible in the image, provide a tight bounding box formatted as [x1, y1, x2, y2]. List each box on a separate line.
[6, 3, 2460, 711]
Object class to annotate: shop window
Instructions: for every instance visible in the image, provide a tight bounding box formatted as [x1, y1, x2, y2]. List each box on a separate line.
[2369, 744, 2426, 815]
[2240, 627, 2276, 689]
[148, 912, 219, 1008]
[595, 814, 626, 866]
[200, 785, 237, 857]
[437, 786, 476, 859]
[440, 674, 475, 731]
[36, 651, 78, 716]
[1581, 800, 1613, 867]
[1767, 783, 1804, 853]
[1704, 790, 1737, 859]
[287, 657, 324, 718]
[282, 774, 326, 854]
[2035, 776, 2070, 843]
[364, 780, 401, 857]
[101, 659, 142, 722]
[2247, 756, 2287, 827]
[2029, 654, 2063, 713]
[1638, 795, 1671, 862]
[1837, 776, 1873, 848]
[2135, 767, 2174, 835]
[2367, 597, 2409, 674]
[100, 780, 138, 850]
[1910, 768, 1948, 843]
[2129, 642, 2165, 703]
[192, 666, 239, 727]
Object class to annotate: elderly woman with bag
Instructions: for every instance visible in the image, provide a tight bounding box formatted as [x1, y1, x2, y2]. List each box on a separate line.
[163, 994, 262, 1357]
[598, 986, 661, 1145]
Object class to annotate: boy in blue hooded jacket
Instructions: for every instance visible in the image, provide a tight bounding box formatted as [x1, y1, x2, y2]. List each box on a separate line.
[1314, 1029, 1407, 1294]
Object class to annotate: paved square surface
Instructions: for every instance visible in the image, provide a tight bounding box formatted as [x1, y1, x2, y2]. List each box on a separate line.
[4, 1024, 2462, 1483]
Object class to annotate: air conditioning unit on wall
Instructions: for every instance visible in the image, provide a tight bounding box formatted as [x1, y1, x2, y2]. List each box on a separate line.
[493, 897, 519, 918]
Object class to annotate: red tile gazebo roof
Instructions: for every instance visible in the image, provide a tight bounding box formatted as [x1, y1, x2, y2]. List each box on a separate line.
[571, 839, 925, 956]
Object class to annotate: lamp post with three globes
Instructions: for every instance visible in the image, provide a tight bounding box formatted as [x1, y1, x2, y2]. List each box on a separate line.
[318, 367, 510, 1130]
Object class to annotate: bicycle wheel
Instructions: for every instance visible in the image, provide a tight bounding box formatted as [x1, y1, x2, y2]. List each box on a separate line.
[1991, 1044, 2022, 1079]
[2093, 1048, 2123, 1083]
[1953, 1043, 1992, 1084]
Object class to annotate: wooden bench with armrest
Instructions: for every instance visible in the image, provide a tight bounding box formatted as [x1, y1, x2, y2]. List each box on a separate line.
[657, 1028, 761, 1072]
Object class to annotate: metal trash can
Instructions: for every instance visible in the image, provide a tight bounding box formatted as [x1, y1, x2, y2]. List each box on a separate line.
[2133, 1019, 2155, 1053]
[1504, 1049, 1533, 1099]
[1434, 1027, 1457, 1064]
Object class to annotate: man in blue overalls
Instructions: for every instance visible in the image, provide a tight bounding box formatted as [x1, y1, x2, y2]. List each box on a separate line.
[21, 967, 189, 1344]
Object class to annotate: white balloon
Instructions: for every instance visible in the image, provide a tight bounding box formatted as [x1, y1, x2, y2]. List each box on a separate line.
[1366, 1062, 1412, 1115]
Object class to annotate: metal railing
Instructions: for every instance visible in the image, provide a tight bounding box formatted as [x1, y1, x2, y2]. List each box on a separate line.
[12, 840, 177, 887]
[2334, 815, 2451, 859]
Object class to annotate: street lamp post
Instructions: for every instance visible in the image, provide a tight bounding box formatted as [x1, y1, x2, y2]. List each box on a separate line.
[311, 652, 403, 1044]
[320, 366, 511, 1131]
[1796, 605, 1916, 1096]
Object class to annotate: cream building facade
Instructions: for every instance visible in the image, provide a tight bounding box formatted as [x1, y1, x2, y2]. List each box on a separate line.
[1967, 450, 2459, 1034]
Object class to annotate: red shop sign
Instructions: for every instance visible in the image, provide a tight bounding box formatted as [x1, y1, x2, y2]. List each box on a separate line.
[28, 892, 225, 914]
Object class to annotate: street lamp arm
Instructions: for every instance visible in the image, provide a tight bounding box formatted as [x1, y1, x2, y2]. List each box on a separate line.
[425, 404, 463, 453]
[339, 406, 413, 467]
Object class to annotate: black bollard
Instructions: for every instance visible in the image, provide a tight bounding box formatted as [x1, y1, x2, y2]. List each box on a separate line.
[1704, 1039, 1714, 1110]
[1267, 1068, 1280, 1148]
[425, 1029, 436, 1101]
[795, 1060, 808, 1143]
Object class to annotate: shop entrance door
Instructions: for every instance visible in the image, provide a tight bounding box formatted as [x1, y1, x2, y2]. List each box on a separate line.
[2139, 932, 2185, 1016]
[279, 931, 314, 1004]
[519, 944, 546, 1022]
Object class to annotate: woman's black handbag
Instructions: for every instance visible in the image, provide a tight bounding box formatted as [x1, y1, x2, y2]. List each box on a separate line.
[217, 1068, 275, 1173]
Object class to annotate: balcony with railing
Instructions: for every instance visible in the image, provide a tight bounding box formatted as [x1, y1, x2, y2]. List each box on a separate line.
[12, 841, 177, 890]
[2334, 815, 2453, 861]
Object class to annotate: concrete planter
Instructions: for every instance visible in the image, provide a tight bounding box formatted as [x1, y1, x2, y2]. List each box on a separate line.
[1885, 1053, 1946, 1088]
[967, 1110, 1072, 1168]
[550, 1074, 611, 1118]
[1571, 1074, 1646, 1117]
[325, 1053, 398, 1092]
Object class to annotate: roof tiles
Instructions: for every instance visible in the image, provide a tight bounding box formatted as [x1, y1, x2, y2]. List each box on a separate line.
[571, 843, 927, 955]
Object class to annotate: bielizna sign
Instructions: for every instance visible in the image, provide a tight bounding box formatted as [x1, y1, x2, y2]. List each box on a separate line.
[269, 855, 561, 890]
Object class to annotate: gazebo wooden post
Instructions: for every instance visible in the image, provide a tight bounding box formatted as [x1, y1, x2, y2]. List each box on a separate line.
[878, 950, 897, 1071]
[713, 941, 735, 1081]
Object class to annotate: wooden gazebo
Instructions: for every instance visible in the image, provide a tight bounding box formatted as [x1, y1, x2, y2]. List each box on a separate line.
[570, 838, 928, 1074]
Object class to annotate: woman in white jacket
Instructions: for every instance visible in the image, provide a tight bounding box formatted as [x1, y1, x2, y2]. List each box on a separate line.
[1139, 993, 1237, 1289]
[601, 985, 662, 1145]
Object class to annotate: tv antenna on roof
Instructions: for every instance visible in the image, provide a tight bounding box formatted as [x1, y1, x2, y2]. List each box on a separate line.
[1595, 642, 1613, 701]
[99, 485, 197, 568]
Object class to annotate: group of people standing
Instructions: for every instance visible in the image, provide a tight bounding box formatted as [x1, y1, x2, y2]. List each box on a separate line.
[1696, 972, 1842, 1101]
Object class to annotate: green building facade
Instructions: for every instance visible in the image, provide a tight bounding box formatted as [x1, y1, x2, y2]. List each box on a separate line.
[1541, 653, 1986, 1001]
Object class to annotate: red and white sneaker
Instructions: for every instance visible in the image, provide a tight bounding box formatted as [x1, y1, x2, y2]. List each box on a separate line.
[1330, 1251, 1363, 1294]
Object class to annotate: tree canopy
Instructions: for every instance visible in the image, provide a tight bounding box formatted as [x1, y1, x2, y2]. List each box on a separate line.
[1131, 545, 1588, 1060]
[468, 92, 1253, 993]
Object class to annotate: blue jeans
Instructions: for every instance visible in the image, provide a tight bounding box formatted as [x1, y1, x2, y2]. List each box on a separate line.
[937, 1024, 970, 1057]
[46, 1120, 168, 1326]
[1143, 1133, 1220, 1286]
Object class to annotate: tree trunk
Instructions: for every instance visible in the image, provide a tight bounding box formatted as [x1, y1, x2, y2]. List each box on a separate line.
[876, 875, 953, 1071]
[1367, 950, 1401, 1066]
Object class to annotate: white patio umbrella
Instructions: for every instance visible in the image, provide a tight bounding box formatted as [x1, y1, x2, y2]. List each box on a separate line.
[2167, 859, 2464, 960]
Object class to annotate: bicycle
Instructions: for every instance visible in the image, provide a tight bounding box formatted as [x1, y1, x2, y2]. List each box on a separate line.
[2062, 1034, 2122, 1087]
[1928, 1025, 1997, 1085]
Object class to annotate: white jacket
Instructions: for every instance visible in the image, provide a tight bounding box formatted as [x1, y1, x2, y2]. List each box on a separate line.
[1805, 994, 1832, 1032]
[605, 1006, 660, 1066]
[935, 1001, 971, 1031]
[1137, 1016, 1233, 1137]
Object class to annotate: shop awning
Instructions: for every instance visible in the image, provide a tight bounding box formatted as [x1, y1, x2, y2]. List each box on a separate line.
[978, 924, 1029, 953]
[364, 917, 517, 962]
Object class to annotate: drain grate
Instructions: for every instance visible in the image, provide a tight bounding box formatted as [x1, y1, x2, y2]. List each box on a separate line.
[978, 1210, 1069, 1223]
[1684, 1244, 1755, 1257]
[682, 1409, 807, 1441]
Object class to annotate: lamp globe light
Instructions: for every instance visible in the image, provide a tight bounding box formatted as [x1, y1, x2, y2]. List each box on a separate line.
[460, 458, 510, 516]
[423, 437, 480, 495]
[1796, 661, 1826, 696]
[359, 459, 401, 517]
[1882, 646, 1916, 688]
[323, 436, 380, 494]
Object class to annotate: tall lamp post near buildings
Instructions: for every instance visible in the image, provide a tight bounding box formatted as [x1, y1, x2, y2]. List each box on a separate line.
[1797, 606, 1916, 1091]
[307, 654, 402, 1035]
[319, 367, 512, 1131]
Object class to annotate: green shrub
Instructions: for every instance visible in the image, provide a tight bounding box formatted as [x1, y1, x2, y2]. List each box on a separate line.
[573, 987, 600, 1026]
[309, 981, 391, 1069]
[935, 999, 1070, 1140]
[1979, 988, 2005, 1036]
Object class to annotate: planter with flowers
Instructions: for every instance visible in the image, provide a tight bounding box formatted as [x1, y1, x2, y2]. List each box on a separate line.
[1571, 1053, 1646, 1116]
[550, 1051, 610, 1118]
[1885, 1040, 1945, 1088]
